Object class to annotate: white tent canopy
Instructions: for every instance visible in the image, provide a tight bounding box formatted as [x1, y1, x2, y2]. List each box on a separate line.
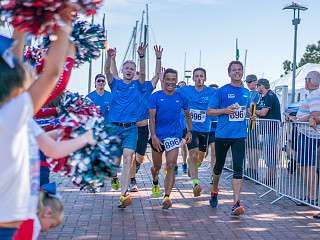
[271, 63, 320, 90]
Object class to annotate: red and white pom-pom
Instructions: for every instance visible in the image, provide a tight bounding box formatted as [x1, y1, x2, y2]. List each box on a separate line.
[1, 0, 103, 35]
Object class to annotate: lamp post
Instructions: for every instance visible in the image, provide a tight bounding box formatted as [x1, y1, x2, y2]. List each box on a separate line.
[283, 2, 308, 103]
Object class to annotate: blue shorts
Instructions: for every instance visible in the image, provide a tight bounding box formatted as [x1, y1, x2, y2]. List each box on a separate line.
[112, 125, 138, 151]
[296, 133, 320, 166]
[0, 228, 17, 240]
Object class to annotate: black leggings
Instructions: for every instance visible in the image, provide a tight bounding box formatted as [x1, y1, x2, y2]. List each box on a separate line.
[214, 138, 245, 179]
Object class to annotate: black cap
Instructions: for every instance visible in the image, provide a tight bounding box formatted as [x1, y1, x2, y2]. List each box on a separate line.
[257, 78, 270, 89]
[95, 73, 106, 81]
[245, 74, 257, 83]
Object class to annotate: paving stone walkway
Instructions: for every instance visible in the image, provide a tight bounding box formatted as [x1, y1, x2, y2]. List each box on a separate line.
[41, 150, 320, 240]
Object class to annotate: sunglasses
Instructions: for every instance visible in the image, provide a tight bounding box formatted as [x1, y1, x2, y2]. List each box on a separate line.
[96, 79, 106, 83]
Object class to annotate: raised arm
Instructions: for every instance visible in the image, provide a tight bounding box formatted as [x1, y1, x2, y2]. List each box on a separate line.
[137, 43, 148, 85]
[105, 48, 116, 84]
[11, 29, 25, 61]
[27, 4, 78, 114]
[151, 45, 163, 88]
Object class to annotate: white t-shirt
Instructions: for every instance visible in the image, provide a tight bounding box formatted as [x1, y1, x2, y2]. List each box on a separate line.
[296, 88, 320, 139]
[0, 93, 34, 222]
[28, 120, 44, 221]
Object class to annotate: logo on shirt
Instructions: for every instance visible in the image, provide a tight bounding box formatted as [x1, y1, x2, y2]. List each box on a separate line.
[228, 94, 235, 99]
[160, 98, 164, 102]
[176, 100, 180, 103]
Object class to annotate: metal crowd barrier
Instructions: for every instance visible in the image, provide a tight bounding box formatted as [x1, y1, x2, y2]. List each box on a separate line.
[223, 119, 320, 209]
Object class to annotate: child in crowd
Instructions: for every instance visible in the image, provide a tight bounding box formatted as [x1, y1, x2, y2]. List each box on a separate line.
[0, 4, 77, 239]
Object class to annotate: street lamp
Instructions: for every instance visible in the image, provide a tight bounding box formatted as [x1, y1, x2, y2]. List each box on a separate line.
[283, 2, 308, 103]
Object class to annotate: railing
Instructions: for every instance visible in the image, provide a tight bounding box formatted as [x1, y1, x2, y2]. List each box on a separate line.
[223, 119, 320, 209]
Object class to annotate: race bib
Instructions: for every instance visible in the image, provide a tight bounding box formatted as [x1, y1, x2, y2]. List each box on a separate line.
[229, 106, 246, 122]
[190, 109, 206, 123]
[163, 137, 181, 152]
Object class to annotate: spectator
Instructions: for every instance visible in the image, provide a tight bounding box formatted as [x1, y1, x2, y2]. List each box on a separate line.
[294, 71, 320, 204]
[245, 74, 260, 179]
[87, 74, 112, 123]
[256, 78, 281, 185]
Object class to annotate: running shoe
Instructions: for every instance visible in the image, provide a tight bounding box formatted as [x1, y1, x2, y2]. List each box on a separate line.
[231, 201, 245, 216]
[111, 177, 121, 190]
[151, 184, 161, 198]
[129, 178, 139, 192]
[118, 194, 132, 208]
[192, 179, 201, 197]
[174, 165, 178, 175]
[182, 163, 188, 174]
[209, 192, 218, 208]
[162, 196, 172, 209]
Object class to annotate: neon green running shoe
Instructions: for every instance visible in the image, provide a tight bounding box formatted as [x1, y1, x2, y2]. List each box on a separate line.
[151, 184, 161, 198]
[111, 177, 121, 190]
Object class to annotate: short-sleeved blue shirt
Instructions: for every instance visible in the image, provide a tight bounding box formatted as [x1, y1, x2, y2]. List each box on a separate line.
[86, 90, 112, 122]
[109, 78, 144, 123]
[137, 81, 155, 121]
[178, 86, 216, 132]
[209, 83, 250, 139]
[149, 90, 188, 141]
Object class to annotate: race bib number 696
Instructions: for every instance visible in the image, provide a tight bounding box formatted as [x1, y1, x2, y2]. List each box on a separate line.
[163, 137, 181, 152]
[229, 106, 246, 122]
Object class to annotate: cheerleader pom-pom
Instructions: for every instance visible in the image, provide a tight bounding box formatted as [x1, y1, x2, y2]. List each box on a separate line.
[42, 20, 106, 67]
[24, 46, 45, 68]
[0, 0, 103, 35]
[71, 20, 106, 67]
[48, 92, 122, 191]
[75, 0, 104, 16]
[0, 0, 64, 35]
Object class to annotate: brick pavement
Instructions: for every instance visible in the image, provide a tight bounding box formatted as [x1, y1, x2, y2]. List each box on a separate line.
[41, 150, 320, 240]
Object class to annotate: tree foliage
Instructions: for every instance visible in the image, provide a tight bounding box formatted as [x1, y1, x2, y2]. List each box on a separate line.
[282, 41, 320, 75]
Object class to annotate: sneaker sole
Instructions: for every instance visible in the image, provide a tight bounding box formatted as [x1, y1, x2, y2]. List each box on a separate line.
[130, 188, 139, 192]
[232, 206, 245, 216]
[193, 185, 202, 197]
[162, 201, 172, 209]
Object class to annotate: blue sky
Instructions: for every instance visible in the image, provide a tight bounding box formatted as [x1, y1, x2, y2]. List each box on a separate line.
[1, 0, 320, 94]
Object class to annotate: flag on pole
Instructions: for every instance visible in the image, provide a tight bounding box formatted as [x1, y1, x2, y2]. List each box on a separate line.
[236, 38, 240, 61]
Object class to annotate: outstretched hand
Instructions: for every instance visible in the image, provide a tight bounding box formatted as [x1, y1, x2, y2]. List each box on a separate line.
[137, 43, 148, 57]
[154, 45, 163, 59]
[107, 48, 116, 58]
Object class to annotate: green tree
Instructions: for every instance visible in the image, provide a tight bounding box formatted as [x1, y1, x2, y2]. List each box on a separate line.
[282, 41, 320, 76]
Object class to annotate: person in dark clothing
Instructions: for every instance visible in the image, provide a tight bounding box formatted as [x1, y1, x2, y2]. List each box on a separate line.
[256, 78, 281, 185]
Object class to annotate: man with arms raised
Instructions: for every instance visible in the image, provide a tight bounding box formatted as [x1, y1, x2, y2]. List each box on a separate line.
[105, 43, 147, 208]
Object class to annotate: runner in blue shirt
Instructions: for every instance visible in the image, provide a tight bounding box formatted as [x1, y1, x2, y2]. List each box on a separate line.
[177, 68, 217, 197]
[128, 45, 163, 193]
[149, 68, 192, 209]
[105, 43, 147, 208]
[86, 74, 112, 123]
[208, 61, 250, 216]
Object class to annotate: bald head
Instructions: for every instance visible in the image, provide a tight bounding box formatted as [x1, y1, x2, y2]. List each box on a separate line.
[306, 71, 320, 86]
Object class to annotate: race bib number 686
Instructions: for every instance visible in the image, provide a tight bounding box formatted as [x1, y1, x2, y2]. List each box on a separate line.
[163, 137, 181, 152]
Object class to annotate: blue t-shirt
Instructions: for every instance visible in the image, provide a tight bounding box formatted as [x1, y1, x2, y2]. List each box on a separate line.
[86, 90, 112, 122]
[149, 90, 188, 141]
[178, 86, 216, 132]
[209, 83, 250, 139]
[180, 111, 186, 130]
[137, 81, 154, 121]
[109, 78, 144, 123]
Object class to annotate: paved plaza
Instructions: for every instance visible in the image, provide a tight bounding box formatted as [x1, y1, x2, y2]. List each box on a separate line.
[41, 149, 320, 240]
